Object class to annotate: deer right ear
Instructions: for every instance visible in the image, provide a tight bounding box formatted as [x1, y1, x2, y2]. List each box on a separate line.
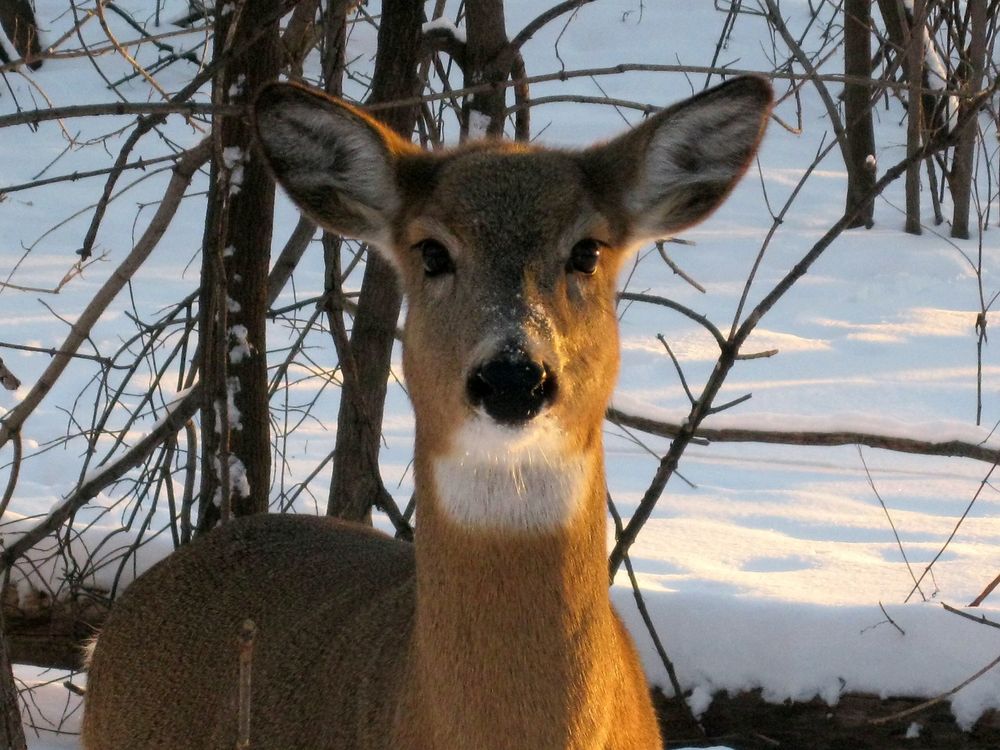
[585, 76, 773, 243]
[253, 83, 408, 253]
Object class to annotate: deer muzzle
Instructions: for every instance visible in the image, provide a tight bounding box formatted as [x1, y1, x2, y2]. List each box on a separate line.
[466, 347, 558, 426]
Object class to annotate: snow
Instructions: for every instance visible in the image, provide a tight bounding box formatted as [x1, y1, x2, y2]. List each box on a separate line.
[222, 146, 245, 195]
[228, 324, 252, 363]
[421, 16, 467, 45]
[467, 110, 492, 140]
[610, 591, 1000, 730]
[2, 0, 999, 747]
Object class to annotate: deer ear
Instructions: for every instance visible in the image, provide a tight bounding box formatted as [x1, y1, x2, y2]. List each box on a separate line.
[587, 76, 772, 242]
[253, 83, 410, 253]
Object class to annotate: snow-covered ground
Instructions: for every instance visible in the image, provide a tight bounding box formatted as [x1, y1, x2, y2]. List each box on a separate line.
[3, 1, 1000, 748]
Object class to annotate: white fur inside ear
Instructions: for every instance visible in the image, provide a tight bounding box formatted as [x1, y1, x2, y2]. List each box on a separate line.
[255, 98, 400, 243]
[629, 95, 763, 226]
[432, 418, 589, 533]
[264, 102, 396, 202]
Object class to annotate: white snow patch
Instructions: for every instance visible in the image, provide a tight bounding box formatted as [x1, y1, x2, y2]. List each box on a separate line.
[229, 324, 253, 363]
[226, 376, 242, 430]
[228, 454, 251, 498]
[222, 146, 246, 194]
[227, 74, 247, 99]
[421, 16, 466, 44]
[468, 110, 492, 140]
[686, 684, 714, 718]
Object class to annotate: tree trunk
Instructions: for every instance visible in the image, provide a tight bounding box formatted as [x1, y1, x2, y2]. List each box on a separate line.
[843, 0, 876, 228]
[949, 0, 987, 240]
[904, 0, 924, 235]
[0, 626, 27, 750]
[197, 0, 280, 532]
[325, 0, 423, 523]
[0, 0, 42, 70]
[462, 0, 510, 139]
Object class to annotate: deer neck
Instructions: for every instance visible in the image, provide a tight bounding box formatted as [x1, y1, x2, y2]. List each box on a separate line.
[408, 423, 622, 748]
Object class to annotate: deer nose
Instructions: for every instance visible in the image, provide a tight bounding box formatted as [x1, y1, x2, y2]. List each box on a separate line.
[466, 352, 558, 425]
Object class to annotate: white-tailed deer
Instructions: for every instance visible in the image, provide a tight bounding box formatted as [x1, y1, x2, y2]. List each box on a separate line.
[82, 76, 771, 749]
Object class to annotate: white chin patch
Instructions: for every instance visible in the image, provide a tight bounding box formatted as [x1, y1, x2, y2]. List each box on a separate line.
[431, 417, 589, 532]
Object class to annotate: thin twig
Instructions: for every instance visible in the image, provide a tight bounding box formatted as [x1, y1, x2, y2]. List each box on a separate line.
[942, 602, 1000, 629]
[969, 571, 1000, 607]
[878, 601, 906, 635]
[656, 241, 706, 293]
[905, 463, 998, 603]
[0, 432, 22, 520]
[1, 150, 187, 194]
[0, 387, 200, 567]
[237, 619, 256, 749]
[607, 494, 702, 733]
[858, 447, 925, 600]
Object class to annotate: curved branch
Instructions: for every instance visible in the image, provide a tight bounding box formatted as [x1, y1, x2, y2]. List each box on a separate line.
[509, 0, 597, 51]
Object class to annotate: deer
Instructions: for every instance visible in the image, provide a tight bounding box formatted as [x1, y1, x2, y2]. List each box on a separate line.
[81, 75, 771, 750]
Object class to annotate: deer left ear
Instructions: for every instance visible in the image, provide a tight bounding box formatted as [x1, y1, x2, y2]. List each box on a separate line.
[253, 83, 414, 256]
[585, 76, 773, 242]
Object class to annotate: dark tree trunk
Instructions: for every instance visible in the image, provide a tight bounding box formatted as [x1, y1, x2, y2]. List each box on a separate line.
[197, 0, 280, 532]
[904, 0, 924, 235]
[462, 0, 510, 139]
[950, 0, 987, 240]
[843, 0, 876, 228]
[0, 620, 26, 750]
[0, 0, 42, 70]
[325, 0, 423, 524]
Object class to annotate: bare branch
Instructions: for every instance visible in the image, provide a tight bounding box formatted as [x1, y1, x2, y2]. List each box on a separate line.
[1, 386, 200, 568]
[0, 140, 210, 454]
[607, 408, 1000, 464]
[509, 0, 597, 51]
[870, 650, 1000, 726]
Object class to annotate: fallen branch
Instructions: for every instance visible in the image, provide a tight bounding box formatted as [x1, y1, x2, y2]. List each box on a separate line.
[870, 650, 1000, 726]
[2, 581, 109, 670]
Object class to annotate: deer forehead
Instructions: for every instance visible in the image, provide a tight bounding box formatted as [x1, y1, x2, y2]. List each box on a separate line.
[400, 148, 610, 257]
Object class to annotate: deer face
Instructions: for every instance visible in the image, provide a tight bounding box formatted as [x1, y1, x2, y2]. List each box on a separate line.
[254, 78, 771, 529]
[392, 147, 627, 460]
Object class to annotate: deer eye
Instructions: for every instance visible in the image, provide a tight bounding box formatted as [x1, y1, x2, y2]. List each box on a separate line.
[414, 239, 454, 278]
[567, 238, 602, 275]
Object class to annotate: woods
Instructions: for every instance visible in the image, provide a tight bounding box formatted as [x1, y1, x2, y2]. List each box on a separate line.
[1, 1, 1000, 748]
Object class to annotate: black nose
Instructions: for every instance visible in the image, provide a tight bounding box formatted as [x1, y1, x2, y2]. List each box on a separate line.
[467, 353, 557, 425]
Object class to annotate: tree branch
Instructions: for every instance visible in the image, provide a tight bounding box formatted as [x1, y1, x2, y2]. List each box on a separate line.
[607, 408, 1000, 464]
[0, 140, 210, 454]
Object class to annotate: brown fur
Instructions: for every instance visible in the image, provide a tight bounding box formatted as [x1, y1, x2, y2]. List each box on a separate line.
[83, 77, 772, 749]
